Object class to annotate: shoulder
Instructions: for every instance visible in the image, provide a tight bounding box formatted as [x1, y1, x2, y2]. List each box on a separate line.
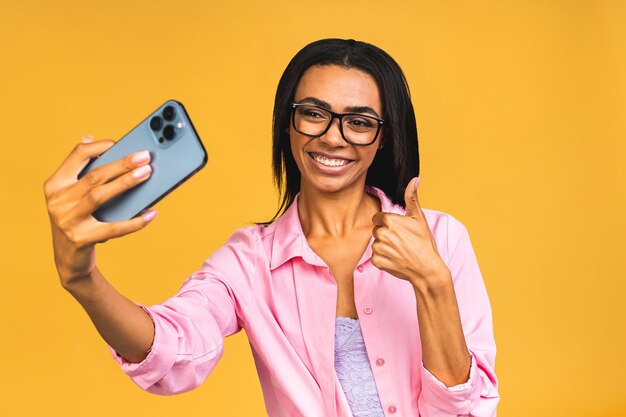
[223, 224, 267, 246]
[212, 222, 285, 265]
[421, 208, 469, 236]
[419, 209, 479, 273]
[223, 222, 282, 250]
[192, 224, 268, 298]
[200, 224, 267, 273]
[420, 208, 468, 250]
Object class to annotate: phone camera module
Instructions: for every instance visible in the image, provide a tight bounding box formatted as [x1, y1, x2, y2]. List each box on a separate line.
[163, 124, 176, 140]
[150, 116, 163, 131]
[153, 104, 182, 147]
[162, 105, 176, 121]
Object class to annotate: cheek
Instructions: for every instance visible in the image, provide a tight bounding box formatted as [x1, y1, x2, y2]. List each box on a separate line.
[359, 148, 379, 169]
[289, 133, 307, 168]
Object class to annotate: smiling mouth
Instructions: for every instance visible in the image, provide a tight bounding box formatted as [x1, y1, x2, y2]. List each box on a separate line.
[308, 152, 354, 167]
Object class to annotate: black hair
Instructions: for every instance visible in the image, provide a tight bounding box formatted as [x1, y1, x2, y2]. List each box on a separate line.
[269, 38, 419, 221]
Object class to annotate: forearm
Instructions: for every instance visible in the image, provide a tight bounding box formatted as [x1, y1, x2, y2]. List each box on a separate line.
[413, 268, 471, 387]
[64, 266, 155, 363]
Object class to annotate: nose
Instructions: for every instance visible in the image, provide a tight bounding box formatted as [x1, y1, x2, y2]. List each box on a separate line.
[319, 116, 346, 147]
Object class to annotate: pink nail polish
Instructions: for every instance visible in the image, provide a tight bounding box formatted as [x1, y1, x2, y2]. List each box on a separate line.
[132, 165, 152, 178]
[82, 135, 94, 143]
[413, 176, 421, 192]
[143, 210, 157, 222]
[132, 151, 151, 164]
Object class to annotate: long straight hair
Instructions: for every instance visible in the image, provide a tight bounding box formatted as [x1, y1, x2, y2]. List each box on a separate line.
[269, 39, 419, 221]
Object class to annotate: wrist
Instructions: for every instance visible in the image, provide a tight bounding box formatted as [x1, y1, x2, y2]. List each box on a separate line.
[58, 266, 93, 289]
[55, 248, 97, 290]
[60, 267, 101, 300]
[410, 265, 452, 296]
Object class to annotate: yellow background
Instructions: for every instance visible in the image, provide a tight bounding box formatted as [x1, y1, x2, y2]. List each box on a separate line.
[1, 1, 624, 416]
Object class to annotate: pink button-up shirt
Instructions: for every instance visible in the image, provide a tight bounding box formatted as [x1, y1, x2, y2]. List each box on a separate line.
[109, 187, 499, 416]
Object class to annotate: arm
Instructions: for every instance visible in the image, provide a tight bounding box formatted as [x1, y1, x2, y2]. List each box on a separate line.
[64, 266, 155, 363]
[105, 231, 253, 395]
[46, 138, 250, 395]
[371, 178, 498, 416]
[45, 137, 158, 362]
[415, 218, 499, 417]
[412, 267, 472, 388]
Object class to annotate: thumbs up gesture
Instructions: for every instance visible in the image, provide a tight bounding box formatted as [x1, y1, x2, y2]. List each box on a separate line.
[371, 177, 450, 287]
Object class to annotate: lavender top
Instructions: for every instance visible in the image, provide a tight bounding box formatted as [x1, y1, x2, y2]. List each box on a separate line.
[335, 317, 385, 417]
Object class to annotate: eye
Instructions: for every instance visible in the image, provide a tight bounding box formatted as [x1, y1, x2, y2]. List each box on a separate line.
[346, 116, 375, 129]
[304, 109, 324, 118]
[297, 106, 329, 121]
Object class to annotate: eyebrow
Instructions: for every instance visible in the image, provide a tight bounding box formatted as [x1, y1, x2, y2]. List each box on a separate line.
[296, 96, 381, 118]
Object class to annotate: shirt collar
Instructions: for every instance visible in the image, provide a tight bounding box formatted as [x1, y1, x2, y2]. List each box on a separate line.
[269, 186, 404, 270]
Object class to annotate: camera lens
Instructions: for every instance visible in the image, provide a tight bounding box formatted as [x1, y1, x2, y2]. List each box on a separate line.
[162, 105, 176, 121]
[163, 124, 176, 140]
[150, 116, 163, 131]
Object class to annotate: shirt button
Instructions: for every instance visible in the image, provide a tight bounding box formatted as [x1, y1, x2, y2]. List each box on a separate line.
[364, 307, 373, 315]
[357, 265, 364, 272]
[376, 358, 385, 366]
[388, 405, 397, 413]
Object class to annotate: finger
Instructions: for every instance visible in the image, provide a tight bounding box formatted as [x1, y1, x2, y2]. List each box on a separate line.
[372, 212, 386, 226]
[404, 176, 424, 220]
[45, 139, 116, 197]
[371, 252, 388, 271]
[371, 239, 386, 256]
[68, 150, 151, 200]
[73, 164, 153, 218]
[373, 212, 405, 227]
[89, 210, 158, 243]
[68, 139, 117, 178]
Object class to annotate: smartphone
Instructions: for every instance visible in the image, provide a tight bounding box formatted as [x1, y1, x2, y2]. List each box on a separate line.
[78, 100, 207, 222]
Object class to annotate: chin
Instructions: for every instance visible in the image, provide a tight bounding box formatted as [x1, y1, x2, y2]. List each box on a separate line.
[303, 175, 363, 195]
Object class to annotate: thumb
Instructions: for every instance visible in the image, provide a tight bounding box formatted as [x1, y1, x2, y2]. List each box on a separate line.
[404, 176, 422, 219]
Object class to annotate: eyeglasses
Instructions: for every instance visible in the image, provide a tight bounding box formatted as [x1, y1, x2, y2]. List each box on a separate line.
[291, 103, 384, 146]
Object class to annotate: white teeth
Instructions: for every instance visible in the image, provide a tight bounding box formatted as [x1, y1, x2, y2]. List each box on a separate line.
[312, 153, 350, 167]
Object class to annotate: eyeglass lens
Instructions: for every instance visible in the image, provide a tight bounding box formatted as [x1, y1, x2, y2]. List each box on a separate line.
[293, 105, 379, 145]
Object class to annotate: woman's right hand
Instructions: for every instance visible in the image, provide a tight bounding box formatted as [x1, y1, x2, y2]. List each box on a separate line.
[44, 135, 157, 289]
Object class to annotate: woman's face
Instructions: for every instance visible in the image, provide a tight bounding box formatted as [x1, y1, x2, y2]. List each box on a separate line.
[290, 65, 383, 195]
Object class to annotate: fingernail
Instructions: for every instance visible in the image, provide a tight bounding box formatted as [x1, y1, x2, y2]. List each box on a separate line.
[143, 210, 157, 222]
[132, 165, 152, 179]
[414, 176, 421, 192]
[82, 135, 94, 143]
[132, 150, 151, 164]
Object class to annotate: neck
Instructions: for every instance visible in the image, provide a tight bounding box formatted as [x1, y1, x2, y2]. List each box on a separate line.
[297, 181, 381, 238]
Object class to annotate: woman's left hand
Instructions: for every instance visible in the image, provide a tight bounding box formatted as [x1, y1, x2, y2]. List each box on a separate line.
[371, 177, 450, 288]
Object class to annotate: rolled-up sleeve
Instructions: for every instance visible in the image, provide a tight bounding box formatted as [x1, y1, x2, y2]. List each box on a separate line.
[107, 227, 258, 395]
[418, 216, 500, 416]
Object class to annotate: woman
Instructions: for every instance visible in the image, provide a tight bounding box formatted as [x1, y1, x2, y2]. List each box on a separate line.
[44, 39, 499, 416]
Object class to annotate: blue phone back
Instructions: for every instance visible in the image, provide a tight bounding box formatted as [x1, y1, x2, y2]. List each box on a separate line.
[79, 100, 207, 222]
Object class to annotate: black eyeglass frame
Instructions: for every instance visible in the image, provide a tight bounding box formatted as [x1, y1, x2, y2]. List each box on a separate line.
[290, 103, 384, 146]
